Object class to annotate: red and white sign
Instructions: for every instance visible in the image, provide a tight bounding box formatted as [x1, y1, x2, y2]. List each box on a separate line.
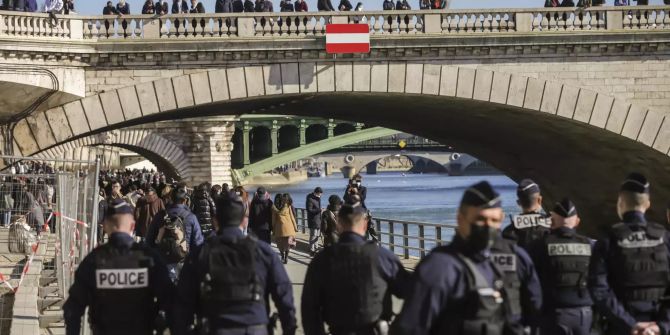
[326, 24, 370, 54]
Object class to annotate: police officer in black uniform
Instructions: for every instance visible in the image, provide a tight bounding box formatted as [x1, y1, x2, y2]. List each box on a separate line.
[502, 179, 551, 251]
[62, 199, 174, 335]
[174, 193, 297, 335]
[590, 173, 670, 335]
[490, 229, 543, 333]
[301, 202, 410, 335]
[391, 181, 515, 335]
[528, 198, 593, 335]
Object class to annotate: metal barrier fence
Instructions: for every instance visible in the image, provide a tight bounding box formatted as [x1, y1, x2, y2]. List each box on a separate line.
[0, 156, 100, 333]
[295, 207, 456, 259]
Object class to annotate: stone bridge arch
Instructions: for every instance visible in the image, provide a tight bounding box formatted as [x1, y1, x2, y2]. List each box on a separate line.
[330, 152, 478, 176]
[11, 61, 670, 232]
[34, 129, 190, 181]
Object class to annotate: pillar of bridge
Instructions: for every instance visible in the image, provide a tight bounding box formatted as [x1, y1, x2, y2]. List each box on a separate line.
[299, 119, 307, 146]
[243, 121, 251, 167]
[183, 119, 236, 186]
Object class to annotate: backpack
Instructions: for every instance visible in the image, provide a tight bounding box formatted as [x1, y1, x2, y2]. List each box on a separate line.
[156, 214, 188, 263]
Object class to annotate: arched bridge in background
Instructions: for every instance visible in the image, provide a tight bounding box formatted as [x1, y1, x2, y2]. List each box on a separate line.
[0, 7, 670, 230]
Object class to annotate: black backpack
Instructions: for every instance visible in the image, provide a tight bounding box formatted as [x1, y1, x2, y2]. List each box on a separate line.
[156, 214, 188, 263]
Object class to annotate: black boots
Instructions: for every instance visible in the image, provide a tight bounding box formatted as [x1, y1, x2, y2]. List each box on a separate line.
[281, 251, 289, 264]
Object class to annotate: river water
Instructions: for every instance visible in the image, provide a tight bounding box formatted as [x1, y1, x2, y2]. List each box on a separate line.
[249, 173, 520, 255]
[250, 173, 520, 225]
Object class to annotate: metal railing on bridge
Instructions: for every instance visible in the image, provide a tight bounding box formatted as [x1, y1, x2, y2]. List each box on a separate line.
[339, 136, 446, 151]
[2, 6, 670, 40]
[294, 208, 456, 259]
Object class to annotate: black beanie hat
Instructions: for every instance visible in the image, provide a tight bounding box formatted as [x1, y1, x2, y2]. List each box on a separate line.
[215, 193, 246, 227]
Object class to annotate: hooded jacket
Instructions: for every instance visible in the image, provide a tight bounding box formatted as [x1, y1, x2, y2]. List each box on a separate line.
[134, 193, 165, 237]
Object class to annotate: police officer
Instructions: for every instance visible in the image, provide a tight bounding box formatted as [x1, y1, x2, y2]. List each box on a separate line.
[590, 173, 670, 335]
[391, 181, 515, 335]
[490, 228, 543, 333]
[301, 202, 410, 335]
[502, 179, 551, 251]
[528, 198, 593, 335]
[174, 193, 297, 335]
[62, 199, 174, 335]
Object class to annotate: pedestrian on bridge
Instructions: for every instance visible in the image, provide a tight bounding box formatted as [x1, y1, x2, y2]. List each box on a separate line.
[527, 198, 594, 335]
[63, 199, 174, 335]
[306, 187, 324, 256]
[174, 194, 297, 335]
[589, 173, 670, 335]
[390, 181, 519, 335]
[321, 194, 342, 247]
[302, 201, 409, 335]
[502, 179, 551, 252]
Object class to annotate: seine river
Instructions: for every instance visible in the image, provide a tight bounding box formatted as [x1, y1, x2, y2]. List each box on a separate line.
[250, 173, 520, 225]
[250, 173, 520, 255]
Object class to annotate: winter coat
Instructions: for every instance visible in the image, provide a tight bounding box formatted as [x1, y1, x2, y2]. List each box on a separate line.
[272, 205, 297, 238]
[305, 193, 322, 229]
[171, 0, 188, 13]
[190, 190, 215, 233]
[280, 1, 294, 11]
[243, 0, 255, 11]
[189, 1, 205, 12]
[395, 0, 410, 9]
[134, 193, 165, 238]
[116, 3, 130, 14]
[155, 1, 169, 13]
[294, 0, 307, 11]
[146, 203, 204, 257]
[142, 1, 155, 13]
[232, 0, 244, 11]
[321, 208, 338, 247]
[249, 195, 273, 232]
[103, 5, 119, 14]
[216, 0, 233, 12]
[317, 0, 334, 11]
[338, 0, 352, 10]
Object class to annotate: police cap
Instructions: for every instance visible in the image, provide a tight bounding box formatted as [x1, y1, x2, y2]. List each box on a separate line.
[105, 199, 133, 218]
[552, 198, 577, 218]
[620, 172, 650, 194]
[461, 181, 502, 209]
[517, 179, 540, 199]
[215, 192, 246, 227]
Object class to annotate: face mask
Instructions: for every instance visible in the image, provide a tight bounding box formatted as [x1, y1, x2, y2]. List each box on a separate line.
[468, 224, 498, 252]
[236, 191, 241, 196]
[356, 182, 361, 187]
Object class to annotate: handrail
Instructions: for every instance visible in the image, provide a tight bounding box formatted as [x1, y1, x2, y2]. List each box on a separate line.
[1, 6, 670, 40]
[294, 207, 457, 259]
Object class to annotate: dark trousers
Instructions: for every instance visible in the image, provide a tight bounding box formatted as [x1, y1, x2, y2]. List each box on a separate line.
[541, 307, 592, 335]
[252, 228, 272, 244]
[213, 325, 268, 335]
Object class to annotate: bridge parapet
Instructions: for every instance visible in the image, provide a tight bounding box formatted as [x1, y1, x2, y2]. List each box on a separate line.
[2, 6, 669, 41]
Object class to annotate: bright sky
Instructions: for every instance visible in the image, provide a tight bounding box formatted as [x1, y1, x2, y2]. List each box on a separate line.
[58, 0, 666, 15]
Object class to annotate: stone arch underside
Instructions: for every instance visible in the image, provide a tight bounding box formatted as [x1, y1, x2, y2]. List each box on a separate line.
[12, 62, 670, 235]
[33, 129, 189, 181]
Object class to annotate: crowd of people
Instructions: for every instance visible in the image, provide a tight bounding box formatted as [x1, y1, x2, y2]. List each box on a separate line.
[3, 0, 669, 15]
[60, 169, 670, 335]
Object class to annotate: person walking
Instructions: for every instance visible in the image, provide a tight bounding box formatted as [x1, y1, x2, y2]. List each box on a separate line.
[249, 187, 273, 244]
[502, 179, 551, 251]
[590, 173, 670, 335]
[391, 181, 518, 335]
[147, 187, 204, 283]
[272, 194, 298, 264]
[306, 187, 323, 256]
[528, 198, 594, 335]
[302, 202, 410, 335]
[173, 194, 297, 335]
[190, 183, 216, 236]
[62, 199, 174, 335]
[134, 187, 165, 243]
[233, 186, 251, 235]
[321, 195, 342, 247]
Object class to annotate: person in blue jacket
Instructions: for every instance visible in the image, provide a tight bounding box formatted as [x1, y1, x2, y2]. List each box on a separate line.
[173, 193, 297, 335]
[590, 173, 670, 335]
[391, 181, 536, 335]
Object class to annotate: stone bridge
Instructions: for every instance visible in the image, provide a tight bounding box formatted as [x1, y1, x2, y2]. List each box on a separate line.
[1, 6, 670, 228]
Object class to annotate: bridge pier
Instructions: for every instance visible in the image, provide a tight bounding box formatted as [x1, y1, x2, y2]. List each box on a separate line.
[184, 119, 236, 186]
